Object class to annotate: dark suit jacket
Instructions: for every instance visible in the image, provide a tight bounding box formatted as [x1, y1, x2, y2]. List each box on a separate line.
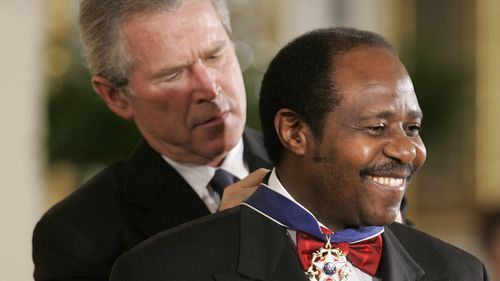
[110, 205, 489, 281]
[33, 127, 272, 281]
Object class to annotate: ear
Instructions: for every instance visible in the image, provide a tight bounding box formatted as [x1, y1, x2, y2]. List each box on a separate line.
[91, 76, 134, 120]
[274, 108, 309, 157]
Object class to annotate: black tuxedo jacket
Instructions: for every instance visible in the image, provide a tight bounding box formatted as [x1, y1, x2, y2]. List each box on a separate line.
[33, 128, 272, 281]
[111, 205, 489, 281]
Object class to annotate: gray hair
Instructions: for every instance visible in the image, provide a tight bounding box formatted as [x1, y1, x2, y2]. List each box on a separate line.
[79, 0, 232, 89]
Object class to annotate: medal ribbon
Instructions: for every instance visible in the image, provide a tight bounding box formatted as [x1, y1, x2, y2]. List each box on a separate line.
[242, 184, 384, 276]
[242, 184, 384, 242]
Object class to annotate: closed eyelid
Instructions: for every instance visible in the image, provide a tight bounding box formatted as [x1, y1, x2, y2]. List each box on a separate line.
[151, 42, 227, 81]
[151, 65, 187, 82]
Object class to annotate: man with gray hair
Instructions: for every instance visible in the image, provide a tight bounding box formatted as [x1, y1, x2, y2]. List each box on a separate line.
[32, 0, 271, 280]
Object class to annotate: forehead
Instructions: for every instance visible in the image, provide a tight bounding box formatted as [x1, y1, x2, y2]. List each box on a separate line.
[333, 47, 421, 117]
[334, 47, 403, 88]
[121, 0, 229, 65]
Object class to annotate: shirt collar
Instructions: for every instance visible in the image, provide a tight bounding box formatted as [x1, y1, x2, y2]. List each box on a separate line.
[162, 138, 248, 199]
[267, 168, 329, 229]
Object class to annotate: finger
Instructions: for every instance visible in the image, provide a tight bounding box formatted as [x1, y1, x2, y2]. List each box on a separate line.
[238, 168, 270, 187]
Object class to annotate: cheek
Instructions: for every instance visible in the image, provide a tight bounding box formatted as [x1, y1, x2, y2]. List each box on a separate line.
[316, 133, 376, 171]
[223, 58, 245, 90]
[344, 140, 381, 166]
[133, 93, 188, 123]
[219, 64, 246, 113]
[359, 144, 375, 160]
[129, 80, 194, 122]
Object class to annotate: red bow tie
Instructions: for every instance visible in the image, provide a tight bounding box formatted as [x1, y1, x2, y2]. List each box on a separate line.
[296, 231, 383, 276]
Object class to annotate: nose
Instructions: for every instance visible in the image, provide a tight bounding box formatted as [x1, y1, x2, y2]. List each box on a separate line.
[191, 61, 218, 101]
[383, 133, 417, 164]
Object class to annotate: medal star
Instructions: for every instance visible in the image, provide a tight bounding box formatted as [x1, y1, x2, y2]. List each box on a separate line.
[307, 247, 352, 281]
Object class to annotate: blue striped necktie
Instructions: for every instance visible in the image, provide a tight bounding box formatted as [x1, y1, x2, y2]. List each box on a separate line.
[209, 169, 240, 197]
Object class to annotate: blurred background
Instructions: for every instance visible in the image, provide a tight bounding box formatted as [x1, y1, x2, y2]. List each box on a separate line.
[2, 0, 500, 279]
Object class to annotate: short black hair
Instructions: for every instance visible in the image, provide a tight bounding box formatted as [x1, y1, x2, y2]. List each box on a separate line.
[259, 27, 397, 164]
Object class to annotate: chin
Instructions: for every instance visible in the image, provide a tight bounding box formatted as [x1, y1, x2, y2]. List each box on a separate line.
[203, 142, 229, 158]
[204, 136, 238, 159]
[199, 122, 243, 160]
[363, 208, 399, 226]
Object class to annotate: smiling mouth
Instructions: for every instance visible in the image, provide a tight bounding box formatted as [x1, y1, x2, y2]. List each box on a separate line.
[368, 176, 406, 191]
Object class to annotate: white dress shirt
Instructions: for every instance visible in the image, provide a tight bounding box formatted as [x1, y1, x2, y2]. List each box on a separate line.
[266, 169, 380, 281]
[162, 139, 249, 213]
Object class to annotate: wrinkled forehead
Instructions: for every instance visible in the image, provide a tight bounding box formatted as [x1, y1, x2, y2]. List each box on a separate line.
[120, 0, 229, 65]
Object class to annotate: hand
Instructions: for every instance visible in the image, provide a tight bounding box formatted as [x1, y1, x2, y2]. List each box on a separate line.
[219, 168, 270, 211]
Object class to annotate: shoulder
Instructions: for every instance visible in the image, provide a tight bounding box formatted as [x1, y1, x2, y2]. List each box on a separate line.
[387, 223, 488, 279]
[135, 206, 242, 254]
[117, 205, 280, 267]
[33, 161, 129, 279]
[387, 222, 476, 260]
[35, 139, 163, 231]
[111, 207, 244, 281]
[37, 161, 126, 227]
[33, 160, 131, 248]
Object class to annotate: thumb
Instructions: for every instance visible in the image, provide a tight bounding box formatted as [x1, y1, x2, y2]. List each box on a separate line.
[238, 168, 270, 188]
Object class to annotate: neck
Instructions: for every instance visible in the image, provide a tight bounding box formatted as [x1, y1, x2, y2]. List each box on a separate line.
[207, 156, 225, 167]
[276, 156, 346, 231]
[146, 137, 228, 166]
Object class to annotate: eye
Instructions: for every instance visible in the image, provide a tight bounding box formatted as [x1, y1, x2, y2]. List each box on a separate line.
[367, 123, 386, 135]
[207, 53, 221, 60]
[163, 70, 184, 82]
[205, 51, 225, 64]
[406, 123, 422, 137]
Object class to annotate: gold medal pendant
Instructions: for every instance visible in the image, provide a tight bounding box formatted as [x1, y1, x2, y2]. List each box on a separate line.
[306, 237, 352, 281]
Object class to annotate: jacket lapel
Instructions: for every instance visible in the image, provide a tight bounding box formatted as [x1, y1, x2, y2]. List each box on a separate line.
[214, 206, 307, 281]
[124, 129, 271, 239]
[122, 140, 210, 238]
[377, 224, 425, 280]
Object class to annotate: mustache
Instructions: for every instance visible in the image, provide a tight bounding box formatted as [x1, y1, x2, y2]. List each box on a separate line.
[359, 160, 416, 179]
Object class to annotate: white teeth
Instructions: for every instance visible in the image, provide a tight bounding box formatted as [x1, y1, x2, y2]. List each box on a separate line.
[370, 176, 403, 187]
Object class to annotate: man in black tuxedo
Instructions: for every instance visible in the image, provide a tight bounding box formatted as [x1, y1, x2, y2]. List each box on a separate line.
[32, 0, 271, 280]
[110, 27, 489, 281]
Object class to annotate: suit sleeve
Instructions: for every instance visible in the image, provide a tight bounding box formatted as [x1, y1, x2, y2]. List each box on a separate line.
[32, 216, 109, 281]
[110, 249, 169, 281]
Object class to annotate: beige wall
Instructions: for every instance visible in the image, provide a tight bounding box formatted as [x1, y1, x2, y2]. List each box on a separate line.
[476, 0, 500, 209]
[0, 1, 45, 280]
[273, 0, 409, 46]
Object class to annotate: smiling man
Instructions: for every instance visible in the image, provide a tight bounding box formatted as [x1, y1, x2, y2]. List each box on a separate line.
[283, 46, 426, 230]
[110, 28, 488, 281]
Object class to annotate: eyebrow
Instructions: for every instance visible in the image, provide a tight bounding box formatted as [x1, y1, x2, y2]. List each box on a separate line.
[151, 40, 227, 81]
[358, 109, 423, 121]
[203, 40, 226, 58]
